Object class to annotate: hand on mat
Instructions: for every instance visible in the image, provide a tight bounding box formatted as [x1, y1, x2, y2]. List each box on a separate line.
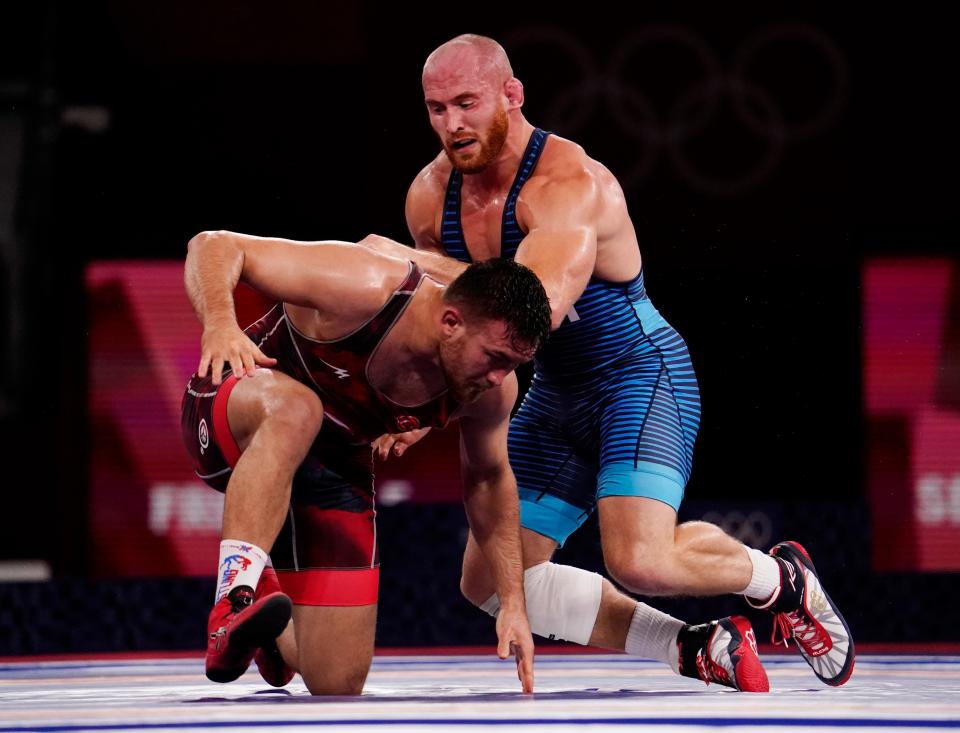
[497, 606, 535, 694]
[198, 324, 277, 385]
[372, 427, 432, 460]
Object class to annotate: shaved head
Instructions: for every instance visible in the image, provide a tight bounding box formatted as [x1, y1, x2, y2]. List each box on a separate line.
[423, 34, 513, 89]
[422, 34, 523, 174]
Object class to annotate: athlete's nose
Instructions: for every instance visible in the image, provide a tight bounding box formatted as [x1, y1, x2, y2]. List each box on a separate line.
[445, 109, 466, 135]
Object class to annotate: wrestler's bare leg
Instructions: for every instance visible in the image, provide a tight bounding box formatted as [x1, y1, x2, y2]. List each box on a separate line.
[598, 497, 752, 597]
[224, 368, 324, 549]
[293, 604, 378, 695]
[224, 368, 324, 666]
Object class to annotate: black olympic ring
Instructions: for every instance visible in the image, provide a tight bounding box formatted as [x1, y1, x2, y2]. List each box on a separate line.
[503, 24, 847, 195]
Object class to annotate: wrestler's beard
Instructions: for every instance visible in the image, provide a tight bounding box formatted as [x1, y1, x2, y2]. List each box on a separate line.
[444, 105, 509, 174]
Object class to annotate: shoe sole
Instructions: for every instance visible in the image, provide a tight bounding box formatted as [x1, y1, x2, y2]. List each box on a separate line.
[207, 593, 293, 683]
[773, 541, 856, 687]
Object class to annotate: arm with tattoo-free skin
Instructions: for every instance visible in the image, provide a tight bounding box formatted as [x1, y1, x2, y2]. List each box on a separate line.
[457, 373, 535, 693]
[357, 233, 467, 283]
[510, 172, 599, 331]
[184, 230, 404, 383]
[393, 162, 600, 331]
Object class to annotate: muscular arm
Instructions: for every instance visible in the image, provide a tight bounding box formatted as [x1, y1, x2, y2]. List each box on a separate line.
[397, 160, 599, 332]
[459, 375, 524, 612]
[359, 232, 467, 284]
[458, 374, 534, 692]
[402, 168, 470, 282]
[184, 230, 402, 381]
[185, 230, 399, 316]
[513, 175, 598, 331]
[404, 163, 598, 328]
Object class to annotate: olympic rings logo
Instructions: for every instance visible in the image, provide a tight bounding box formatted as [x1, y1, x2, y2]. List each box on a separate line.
[699, 509, 774, 549]
[503, 24, 847, 195]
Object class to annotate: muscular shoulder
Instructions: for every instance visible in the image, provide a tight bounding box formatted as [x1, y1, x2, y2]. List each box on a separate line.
[406, 153, 452, 247]
[537, 134, 622, 195]
[410, 153, 452, 202]
[519, 135, 627, 228]
[300, 246, 414, 336]
[517, 136, 605, 223]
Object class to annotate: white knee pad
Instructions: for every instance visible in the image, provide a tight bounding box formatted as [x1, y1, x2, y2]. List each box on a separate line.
[478, 562, 603, 646]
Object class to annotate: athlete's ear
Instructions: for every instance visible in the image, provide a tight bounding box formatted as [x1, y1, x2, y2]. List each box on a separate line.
[440, 305, 465, 335]
[504, 77, 524, 109]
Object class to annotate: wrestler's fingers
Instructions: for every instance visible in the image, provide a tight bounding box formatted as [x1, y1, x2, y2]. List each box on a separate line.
[254, 346, 277, 367]
[515, 641, 535, 694]
[497, 633, 510, 660]
[211, 356, 225, 386]
[380, 437, 394, 461]
[372, 435, 394, 461]
[229, 352, 245, 379]
[241, 350, 257, 378]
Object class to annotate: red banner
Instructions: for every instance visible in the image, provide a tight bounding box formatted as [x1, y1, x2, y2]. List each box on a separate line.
[864, 258, 960, 571]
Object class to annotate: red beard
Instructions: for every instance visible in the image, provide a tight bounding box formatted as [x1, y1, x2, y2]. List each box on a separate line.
[444, 105, 509, 174]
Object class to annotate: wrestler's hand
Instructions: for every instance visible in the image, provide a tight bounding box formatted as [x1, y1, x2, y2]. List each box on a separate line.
[372, 427, 432, 460]
[198, 323, 277, 385]
[496, 605, 535, 694]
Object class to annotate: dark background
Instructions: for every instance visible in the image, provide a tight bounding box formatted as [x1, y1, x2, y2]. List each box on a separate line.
[0, 3, 955, 653]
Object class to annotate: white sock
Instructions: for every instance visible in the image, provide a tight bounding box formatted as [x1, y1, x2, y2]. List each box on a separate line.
[624, 602, 685, 674]
[215, 540, 269, 602]
[741, 547, 782, 603]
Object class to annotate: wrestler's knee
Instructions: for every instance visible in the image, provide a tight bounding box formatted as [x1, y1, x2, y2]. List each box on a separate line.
[460, 567, 492, 608]
[300, 661, 370, 696]
[603, 543, 676, 596]
[291, 603, 376, 696]
[253, 374, 324, 447]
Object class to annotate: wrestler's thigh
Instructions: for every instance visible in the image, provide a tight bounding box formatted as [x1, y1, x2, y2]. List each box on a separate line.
[597, 495, 678, 553]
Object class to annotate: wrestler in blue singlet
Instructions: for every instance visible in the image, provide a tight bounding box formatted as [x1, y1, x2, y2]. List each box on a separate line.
[441, 128, 702, 545]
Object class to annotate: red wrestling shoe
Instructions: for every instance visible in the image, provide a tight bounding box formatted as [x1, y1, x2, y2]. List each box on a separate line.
[205, 584, 292, 683]
[678, 616, 769, 692]
[253, 568, 296, 687]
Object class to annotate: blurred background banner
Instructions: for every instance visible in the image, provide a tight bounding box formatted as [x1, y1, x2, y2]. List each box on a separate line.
[1, 3, 956, 653]
[87, 261, 212, 577]
[864, 258, 960, 572]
